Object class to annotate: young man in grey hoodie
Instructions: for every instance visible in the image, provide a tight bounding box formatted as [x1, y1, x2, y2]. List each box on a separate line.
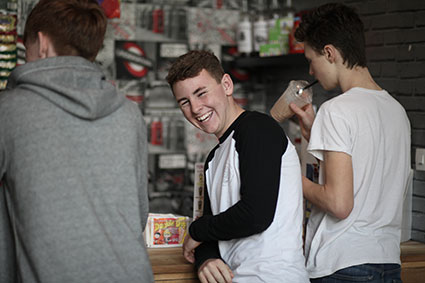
[0, 1, 154, 282]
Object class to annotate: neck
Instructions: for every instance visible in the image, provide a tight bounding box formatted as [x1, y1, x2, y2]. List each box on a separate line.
[227, 101, 245, 126]
[339, 66, 381, 93]
[217, 100, 245, 139]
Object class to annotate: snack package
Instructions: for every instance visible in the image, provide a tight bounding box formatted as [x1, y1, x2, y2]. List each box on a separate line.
[144, 213, 190, 248]
[0, 13, 17, 90]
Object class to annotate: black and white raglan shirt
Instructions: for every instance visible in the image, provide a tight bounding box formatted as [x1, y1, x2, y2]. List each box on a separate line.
[189, 111, 309, 283]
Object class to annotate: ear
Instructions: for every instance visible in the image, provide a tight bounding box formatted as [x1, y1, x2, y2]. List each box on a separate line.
[221, 73, 234, 96]
[323, 44, 338, 64]
[37, 32, 58, 59]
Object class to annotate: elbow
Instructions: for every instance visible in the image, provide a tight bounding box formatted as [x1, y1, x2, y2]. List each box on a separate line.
[331, 200, 353, 220]
[250, 214, 274, 234]
[252, 222, 272, 234]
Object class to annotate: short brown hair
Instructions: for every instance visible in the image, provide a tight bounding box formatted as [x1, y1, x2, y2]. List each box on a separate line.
[23, 0, 107, 61]
[295, 3, 366, 69]
[166, 50, 225, 88]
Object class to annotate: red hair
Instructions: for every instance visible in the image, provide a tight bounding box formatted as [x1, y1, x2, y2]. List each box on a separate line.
[23, 0, 107, 61]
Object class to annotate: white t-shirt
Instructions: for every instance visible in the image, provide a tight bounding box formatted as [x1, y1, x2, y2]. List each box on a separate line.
[305, 88, 411, 278]
[193, 111, 309, 283]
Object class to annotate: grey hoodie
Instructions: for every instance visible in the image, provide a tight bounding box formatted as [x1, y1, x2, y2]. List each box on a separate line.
[0, 56, 153, 282]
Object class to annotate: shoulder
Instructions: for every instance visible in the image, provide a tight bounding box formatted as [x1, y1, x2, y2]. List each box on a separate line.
[233, 111, 288, 152]
[236, 111, 285, 137]
[317, 89, 363, 117]
[0, 89, 13, 105]
[0, 88, 32, 119]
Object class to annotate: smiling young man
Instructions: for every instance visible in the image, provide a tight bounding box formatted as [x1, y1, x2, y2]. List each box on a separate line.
[288, 3, 411, 283]
[166, 50, 309, 283]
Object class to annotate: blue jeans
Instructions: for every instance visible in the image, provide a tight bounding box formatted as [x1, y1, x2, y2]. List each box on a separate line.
[311, 264, 402, 283]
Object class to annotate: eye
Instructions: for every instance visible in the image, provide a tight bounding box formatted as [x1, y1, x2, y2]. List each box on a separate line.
[179, 99, 189, 107]
[197, 91, 206, 97]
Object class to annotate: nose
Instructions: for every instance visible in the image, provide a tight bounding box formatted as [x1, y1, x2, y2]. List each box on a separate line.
[190, 98, 202, 114]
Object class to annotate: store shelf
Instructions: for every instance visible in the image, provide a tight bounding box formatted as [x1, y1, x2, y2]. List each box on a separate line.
[234, 53, 307, 68]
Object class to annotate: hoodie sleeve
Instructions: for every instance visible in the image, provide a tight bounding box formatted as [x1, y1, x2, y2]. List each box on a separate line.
[0, 139, 5, 182]
[0, 185, 17, 283]
[0, 140, 17, 282]
[137, 113, 150, 231]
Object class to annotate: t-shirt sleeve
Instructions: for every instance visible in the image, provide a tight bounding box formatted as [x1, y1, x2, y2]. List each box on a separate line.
[190, 115, 288, 241]
[308, 104, 353, 161]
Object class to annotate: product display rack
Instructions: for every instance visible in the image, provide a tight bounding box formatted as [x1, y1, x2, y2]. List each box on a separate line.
[234, 53, 307, 68]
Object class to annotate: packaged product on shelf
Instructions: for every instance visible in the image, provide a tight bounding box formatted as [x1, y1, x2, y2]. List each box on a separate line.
[150, 117, 163, 146]
[0, 13, 16, 33]
[0, 12, 17, 90]
[168, 119, 185, 151]
[97, 0, 120, 19]
[192, 163, 204, 220]
[186, 7, 238, 47]
[144, 213, 190, 248]
[152, 4, 164, 34]
[289, 14, 304, 54]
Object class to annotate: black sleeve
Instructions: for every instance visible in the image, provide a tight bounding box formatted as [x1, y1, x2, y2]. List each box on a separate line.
[190, 115, 288, 242]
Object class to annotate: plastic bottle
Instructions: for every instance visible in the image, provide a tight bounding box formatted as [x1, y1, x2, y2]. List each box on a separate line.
[237, 0, 253, 56]
[152, 2, 164, 34]
[169, 6, 187, 40]
[253, 0, 268, 56]
[151, 117, 163, 145]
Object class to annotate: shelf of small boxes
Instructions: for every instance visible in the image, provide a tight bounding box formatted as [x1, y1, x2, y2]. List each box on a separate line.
[0, 11, 17, 90]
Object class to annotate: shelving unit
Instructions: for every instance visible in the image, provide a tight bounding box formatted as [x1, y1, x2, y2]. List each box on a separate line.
[234, 53, 307, 68]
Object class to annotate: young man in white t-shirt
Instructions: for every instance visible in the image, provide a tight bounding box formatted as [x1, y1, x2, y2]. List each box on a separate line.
[288, 3, 411, 283]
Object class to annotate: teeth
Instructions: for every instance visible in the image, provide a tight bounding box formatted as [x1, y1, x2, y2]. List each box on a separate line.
[197, 112, 211, 122]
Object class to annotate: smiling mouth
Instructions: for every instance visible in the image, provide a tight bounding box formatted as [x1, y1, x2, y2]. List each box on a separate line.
[197, 111, 212, 122]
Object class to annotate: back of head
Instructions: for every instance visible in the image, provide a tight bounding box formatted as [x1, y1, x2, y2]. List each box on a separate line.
[295, 3, 366, 69]
[23, 0, 107, 61]
[166, 50, 225, 88]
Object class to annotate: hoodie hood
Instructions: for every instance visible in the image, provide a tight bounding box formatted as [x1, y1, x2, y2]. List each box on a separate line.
[7, 56, 124, 120]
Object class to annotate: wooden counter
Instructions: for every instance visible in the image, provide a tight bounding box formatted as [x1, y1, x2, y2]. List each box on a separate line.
[400, 241, 425, 283]
[148, 247, 199, 282]
[148, 241, 425, 282]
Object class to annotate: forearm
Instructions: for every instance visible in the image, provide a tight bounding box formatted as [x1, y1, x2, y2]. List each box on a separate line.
[194, 241, 221, 270]
[303, 175, 353, 220]
[190, 181, 278, 241]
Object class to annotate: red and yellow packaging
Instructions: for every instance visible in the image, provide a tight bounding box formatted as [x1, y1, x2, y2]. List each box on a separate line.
[144, 213, 190, 248]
